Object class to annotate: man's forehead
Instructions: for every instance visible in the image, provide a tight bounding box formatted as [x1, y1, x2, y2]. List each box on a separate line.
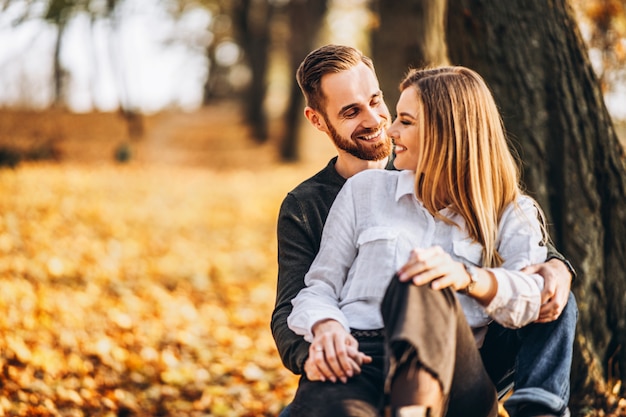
[320, 64, 380, 113]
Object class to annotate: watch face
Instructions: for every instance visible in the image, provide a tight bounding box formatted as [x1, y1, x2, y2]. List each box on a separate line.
[464, 264, 478, 294]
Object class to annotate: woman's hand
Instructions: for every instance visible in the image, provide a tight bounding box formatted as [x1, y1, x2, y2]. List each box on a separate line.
[397, 246, 470, 291]
[397, 246, 497, 305]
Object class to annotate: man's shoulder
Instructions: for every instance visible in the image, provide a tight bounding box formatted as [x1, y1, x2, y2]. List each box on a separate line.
[285, 158, 345, 201]
[277, 158, 344, 219]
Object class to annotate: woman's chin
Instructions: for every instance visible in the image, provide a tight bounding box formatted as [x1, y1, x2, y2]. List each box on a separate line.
[393, 156, 411, 170]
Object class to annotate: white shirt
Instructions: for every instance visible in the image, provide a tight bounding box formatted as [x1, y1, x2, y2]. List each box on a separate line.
[288, 169, 546, 346]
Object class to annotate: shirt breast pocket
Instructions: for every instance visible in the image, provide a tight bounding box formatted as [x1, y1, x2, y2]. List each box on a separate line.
[341, 227, 400, 304]
[452, 237, 483, 266]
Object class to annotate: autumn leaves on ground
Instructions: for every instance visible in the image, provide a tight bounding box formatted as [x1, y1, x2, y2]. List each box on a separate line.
[0, 105, 333, 417]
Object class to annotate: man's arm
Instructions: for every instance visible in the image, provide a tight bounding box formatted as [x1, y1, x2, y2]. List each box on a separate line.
[522, 242, 575, 323]
[271, 194, 318, 374]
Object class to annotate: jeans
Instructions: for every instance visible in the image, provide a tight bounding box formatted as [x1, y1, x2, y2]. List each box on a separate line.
[279, 291, 577, 417]
[287, 334, 386, 417]
[480, 292, 578, 417]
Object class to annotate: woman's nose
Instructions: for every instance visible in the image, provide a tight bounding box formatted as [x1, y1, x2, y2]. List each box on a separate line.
[387, 119, 399, 139]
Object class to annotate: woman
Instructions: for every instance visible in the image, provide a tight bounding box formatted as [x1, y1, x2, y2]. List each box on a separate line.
[287, 67, 550, 417]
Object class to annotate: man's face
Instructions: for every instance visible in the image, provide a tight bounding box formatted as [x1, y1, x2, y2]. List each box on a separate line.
[315, 62, 392, 161]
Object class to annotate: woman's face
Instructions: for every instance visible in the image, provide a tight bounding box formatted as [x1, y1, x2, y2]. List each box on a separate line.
[389, 86, 422, 171]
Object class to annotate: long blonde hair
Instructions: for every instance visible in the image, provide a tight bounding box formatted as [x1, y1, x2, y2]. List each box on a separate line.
[400, 66, 542, 267]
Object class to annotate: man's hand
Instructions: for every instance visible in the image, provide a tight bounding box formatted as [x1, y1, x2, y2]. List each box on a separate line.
[304, 319, 372, 383]
[522, 258, 572, 323]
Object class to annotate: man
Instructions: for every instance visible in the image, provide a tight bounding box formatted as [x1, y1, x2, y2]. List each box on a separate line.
[271, 45, 577, 417]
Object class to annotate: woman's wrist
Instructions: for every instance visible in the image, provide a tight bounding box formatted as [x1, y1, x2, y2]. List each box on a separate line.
[462, 264, 478, 294]
[460, 264, 497, 305]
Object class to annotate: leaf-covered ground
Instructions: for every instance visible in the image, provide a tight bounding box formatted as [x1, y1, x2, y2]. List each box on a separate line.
[0, 162, 309, 416]
[0, 106, 333, 416]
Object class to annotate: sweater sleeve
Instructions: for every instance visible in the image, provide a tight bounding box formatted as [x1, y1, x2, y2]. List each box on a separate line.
[271, 194, 317, 375]
[545, 242, 577, 281]
[288, 182, 358, 341]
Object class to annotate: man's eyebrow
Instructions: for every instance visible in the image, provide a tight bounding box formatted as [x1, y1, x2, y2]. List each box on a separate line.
[338, 103, 359, 117]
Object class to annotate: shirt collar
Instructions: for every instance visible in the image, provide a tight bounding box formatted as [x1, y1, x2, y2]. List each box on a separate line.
[395, 170, 416, 201]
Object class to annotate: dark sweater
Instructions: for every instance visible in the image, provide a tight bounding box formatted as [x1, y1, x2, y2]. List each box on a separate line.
[271, 157, 348, 374]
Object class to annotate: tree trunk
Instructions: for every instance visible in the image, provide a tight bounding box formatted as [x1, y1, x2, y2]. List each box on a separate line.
[447, 0, 626, 411]
[232, 0, 275, 143]
[370, 0, 448, 109]
[203, 5, 237, 102]
[279, 0, 328, 161]
[52, 21, 66, 108]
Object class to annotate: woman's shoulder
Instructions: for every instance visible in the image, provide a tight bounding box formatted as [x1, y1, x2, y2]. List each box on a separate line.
[346, 168, 402, 189]
[500, 194, 542, 228]
[508, 195, 540, 214]
[348, 169, 415, 200]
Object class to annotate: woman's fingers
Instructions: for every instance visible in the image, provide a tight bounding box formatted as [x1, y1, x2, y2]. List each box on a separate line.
[398, 246, 466, 290]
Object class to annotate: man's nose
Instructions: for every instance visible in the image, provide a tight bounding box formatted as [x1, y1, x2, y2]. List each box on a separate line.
[362, 106, 384, 128]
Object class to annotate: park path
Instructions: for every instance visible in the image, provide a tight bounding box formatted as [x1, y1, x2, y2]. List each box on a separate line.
[136, 103, 279, 170]
[0, 102, 336, 168]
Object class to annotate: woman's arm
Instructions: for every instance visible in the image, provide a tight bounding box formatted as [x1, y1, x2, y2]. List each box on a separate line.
[478, 197, 547, 327]
[287, 180, 359, 341]
[287, 180, 374, 383]
[398, 197, 547, 328]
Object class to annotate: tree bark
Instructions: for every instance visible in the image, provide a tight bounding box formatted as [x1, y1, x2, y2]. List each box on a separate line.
[232, 0, 275, 143]
[52, 22, 66, 108]
[279, 0, 328, 161]
[446, 0, 626, 410]
[370, 0, 449, 109]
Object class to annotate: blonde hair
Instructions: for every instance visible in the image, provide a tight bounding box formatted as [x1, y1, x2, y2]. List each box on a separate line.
[400, 66, 544, 267]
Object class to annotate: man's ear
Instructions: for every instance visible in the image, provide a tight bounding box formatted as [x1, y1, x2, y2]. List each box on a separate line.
[304, 107, 326, 131]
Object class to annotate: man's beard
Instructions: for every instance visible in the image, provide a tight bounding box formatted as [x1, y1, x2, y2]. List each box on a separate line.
[325, 116, 392, 162]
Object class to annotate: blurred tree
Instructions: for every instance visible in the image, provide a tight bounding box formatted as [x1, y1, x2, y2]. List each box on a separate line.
[197, 0, 236, 101]
[445, 0, 626, 410]
[370, 0, 448, 109]
[571, 0, 626, 101]
[279, 0, 328, 161]
[194, 0, 274, 142]
[231, 0, 276, 143]
[42, 0, 144, 141]
[44, 0, 84, 107]
[100, 0, 144, 148]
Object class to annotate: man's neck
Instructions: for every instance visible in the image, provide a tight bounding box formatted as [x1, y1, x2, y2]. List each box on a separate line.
[334, 153, 389, 179]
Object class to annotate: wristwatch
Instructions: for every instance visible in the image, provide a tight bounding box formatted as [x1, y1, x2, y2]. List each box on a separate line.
[463, 264, 478, 295]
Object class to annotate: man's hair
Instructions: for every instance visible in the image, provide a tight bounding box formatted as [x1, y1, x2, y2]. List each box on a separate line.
[400, 66, 546, 267]
[296, 45, 375, 112]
